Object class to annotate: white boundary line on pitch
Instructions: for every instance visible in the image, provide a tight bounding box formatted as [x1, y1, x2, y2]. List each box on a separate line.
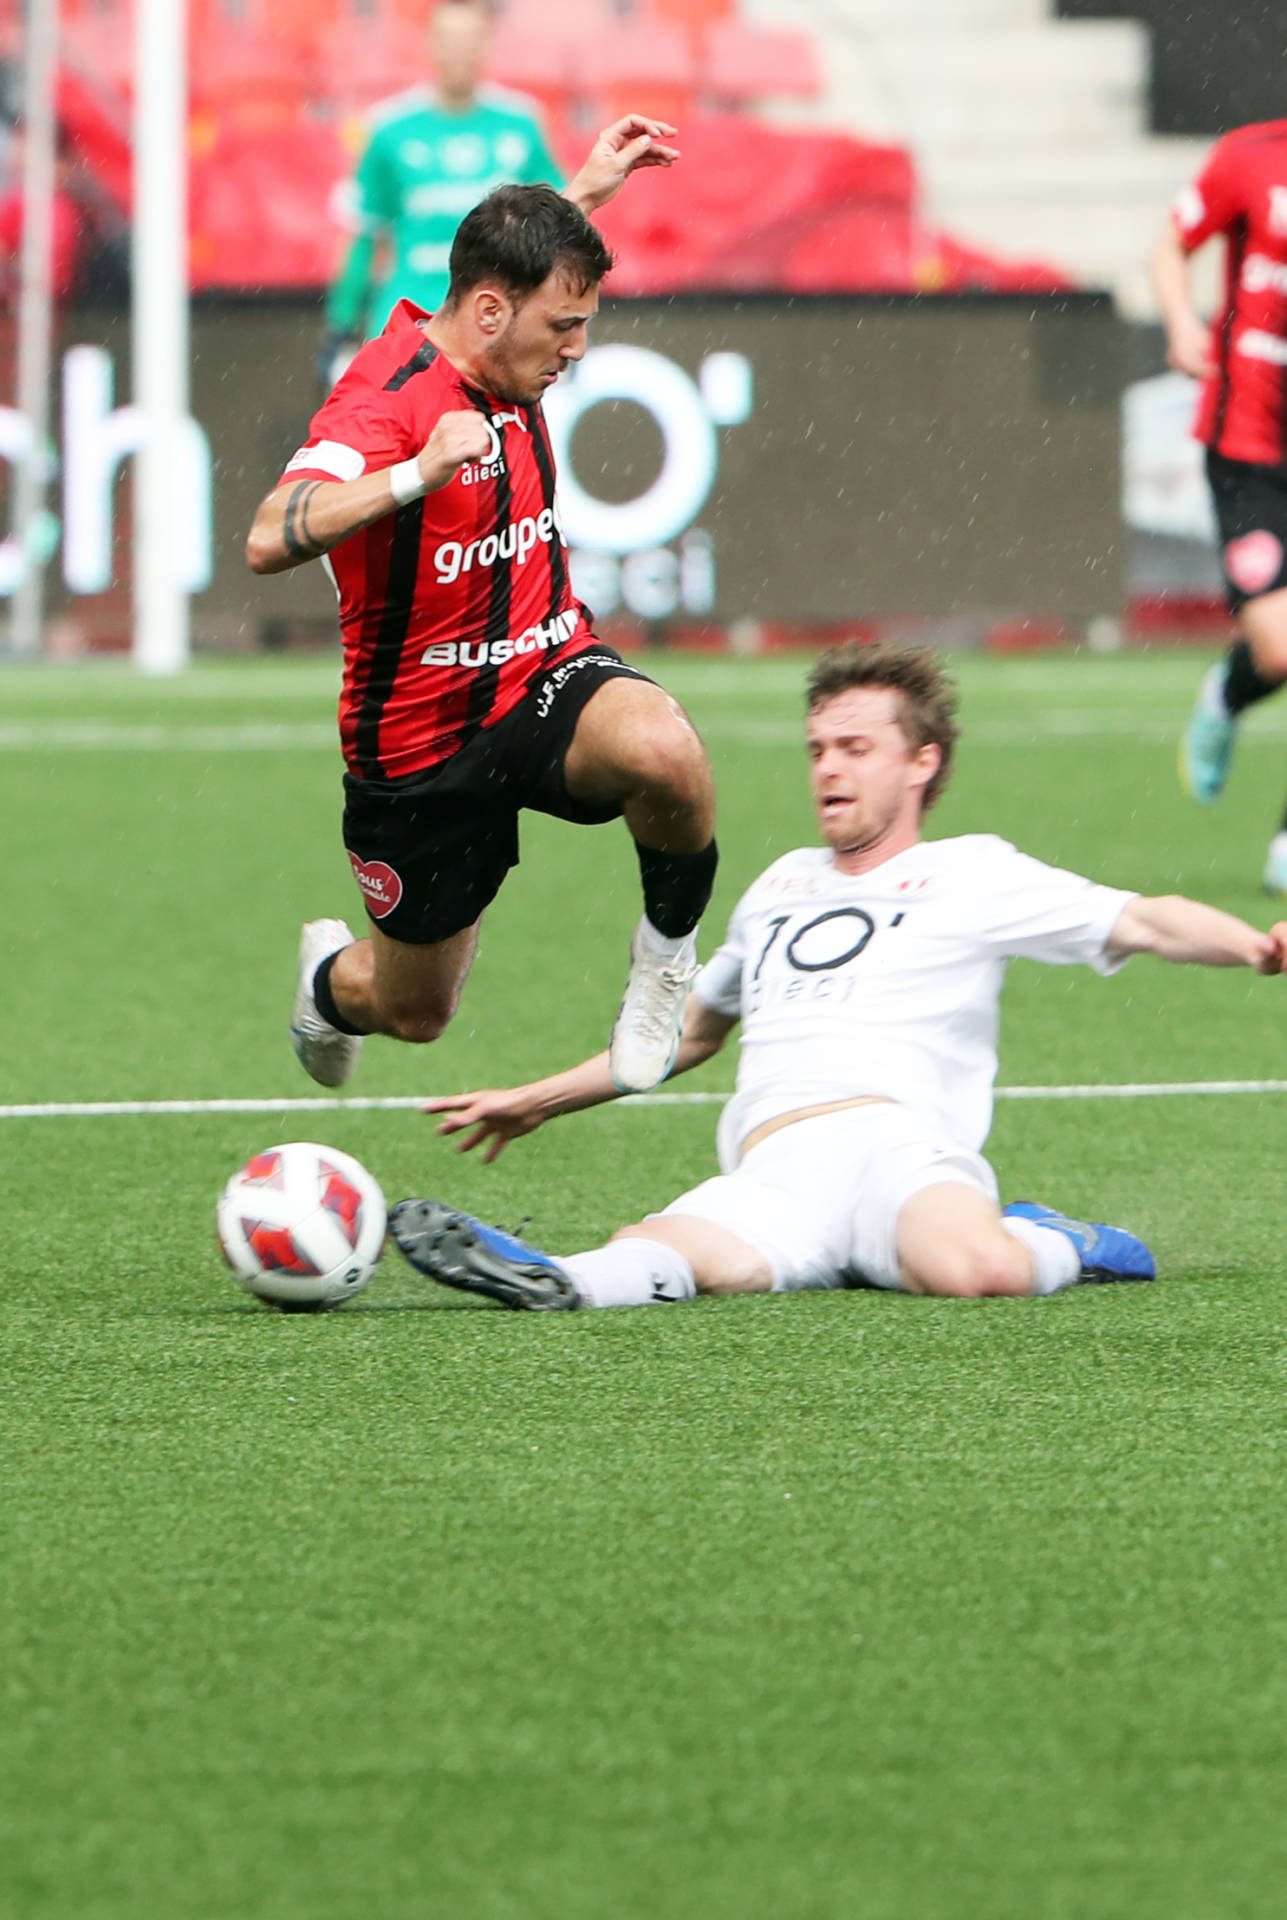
[9, 716, 1287, 751]
[4, 1081, 1287, 1119]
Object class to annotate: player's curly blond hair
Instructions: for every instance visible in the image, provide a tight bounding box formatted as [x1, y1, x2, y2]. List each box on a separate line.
[805, 641, 959, 811]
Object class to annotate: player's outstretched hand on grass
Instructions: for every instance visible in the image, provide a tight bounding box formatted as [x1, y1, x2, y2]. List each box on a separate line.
[426, 1088, 549, 1163]
[1253, 921, 1287, 974]
[566, 115, 680, 215]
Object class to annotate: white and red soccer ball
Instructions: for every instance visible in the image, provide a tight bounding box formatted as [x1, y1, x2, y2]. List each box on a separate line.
[216, 1142, 387, 1310]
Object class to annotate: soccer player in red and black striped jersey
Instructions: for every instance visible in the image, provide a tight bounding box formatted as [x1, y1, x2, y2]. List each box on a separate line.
[247, 118, 717, 1094]
[1155, 120, 1287, 891]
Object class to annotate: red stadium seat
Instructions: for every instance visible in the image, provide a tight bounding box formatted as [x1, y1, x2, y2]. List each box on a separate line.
[313, 15, 429, 112]
[574, 21, 697, 125]
[61, 6, 134, 98]
[189, 118, 351, 288]
[593, 112, 917, 295]
[489, 27, 577, 113]
[497, 0, 615, 34]
[185, 0, 321, 122]
[701, 23, 821, 106]
[648, 0, 735, 52]
[56, 62, 132, 209]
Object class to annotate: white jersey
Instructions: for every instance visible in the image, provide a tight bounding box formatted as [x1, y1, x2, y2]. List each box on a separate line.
[693, 835, 1135, 1169]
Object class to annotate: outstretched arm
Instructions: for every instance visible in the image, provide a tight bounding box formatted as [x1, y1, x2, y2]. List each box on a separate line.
[1109, 895, 1287, 971]
[563, 114, 680, 217]
[426, 995, 736, 1163]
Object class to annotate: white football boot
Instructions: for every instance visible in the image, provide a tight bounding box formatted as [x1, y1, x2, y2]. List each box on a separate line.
[290, 918, 363, 1087]
[1263, 832, 1287, 897]
[608, 918, 698, 1094]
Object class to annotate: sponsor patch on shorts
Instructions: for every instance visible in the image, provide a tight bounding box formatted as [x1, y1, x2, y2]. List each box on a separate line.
[1225, 529, 1285, 596]
[348, 853, 404, 918]
[533, 650, 643, 719]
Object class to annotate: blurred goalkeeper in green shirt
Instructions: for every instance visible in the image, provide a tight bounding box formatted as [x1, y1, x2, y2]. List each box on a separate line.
[321, 0, 564, 380]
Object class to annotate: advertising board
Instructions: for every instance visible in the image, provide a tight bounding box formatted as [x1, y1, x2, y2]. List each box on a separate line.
[4, 293, 1124, 641]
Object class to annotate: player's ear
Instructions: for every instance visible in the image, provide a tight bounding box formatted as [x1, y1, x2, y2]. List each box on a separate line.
[911, 741, 941, 793]
[472, 286, 513, 338]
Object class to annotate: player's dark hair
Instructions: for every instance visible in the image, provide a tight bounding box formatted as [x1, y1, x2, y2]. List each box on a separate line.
[443, 185, 613, 307]
[805, 641, 959, 811]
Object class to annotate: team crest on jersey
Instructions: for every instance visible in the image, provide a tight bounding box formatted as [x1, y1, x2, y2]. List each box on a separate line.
[348, 854, 404, 918]
[1269, 186, 1287, 238]
[1225, 530, 1284, 596]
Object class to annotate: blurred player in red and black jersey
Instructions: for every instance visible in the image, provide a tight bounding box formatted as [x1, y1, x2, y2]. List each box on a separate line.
[1155, 120, 1287, 891]
[247, 117, 718, 1096]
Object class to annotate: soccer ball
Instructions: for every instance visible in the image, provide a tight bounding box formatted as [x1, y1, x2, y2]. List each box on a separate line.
[216, 1142, 387, 1311]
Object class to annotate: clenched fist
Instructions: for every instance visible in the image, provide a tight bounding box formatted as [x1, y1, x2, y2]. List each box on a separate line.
[420, 410, 495, 489]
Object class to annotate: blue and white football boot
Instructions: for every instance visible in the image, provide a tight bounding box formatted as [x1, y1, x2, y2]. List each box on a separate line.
[1002, 1202, 1156, 1284]
[389, 1199, 580, 1310]
[1179, 666, 1237, 804]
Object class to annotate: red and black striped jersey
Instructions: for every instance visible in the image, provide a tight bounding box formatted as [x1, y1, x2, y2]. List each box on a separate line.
[1173, 121, 1287, 468]
[280, 300, 595, 779]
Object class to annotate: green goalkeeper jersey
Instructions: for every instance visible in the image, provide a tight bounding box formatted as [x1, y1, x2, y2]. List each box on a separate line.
[326, 84, 564, 337]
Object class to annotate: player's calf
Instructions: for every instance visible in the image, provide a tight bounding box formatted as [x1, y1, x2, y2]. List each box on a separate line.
[324, 921, 478, 1046]
[901, 1236, 1033, 1298]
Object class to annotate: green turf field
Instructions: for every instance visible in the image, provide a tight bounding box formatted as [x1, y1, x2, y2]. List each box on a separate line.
[4, 649, 1287, 1919]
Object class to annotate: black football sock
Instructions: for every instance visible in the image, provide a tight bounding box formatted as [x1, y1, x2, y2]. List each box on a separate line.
[635, 839, 718, 939]
[313, 951, 366, 1036]
[1222, 639, 1286, 715]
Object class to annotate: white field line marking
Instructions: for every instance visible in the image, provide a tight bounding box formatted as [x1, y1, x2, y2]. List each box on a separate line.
[0, 722, 338, 750]
[7, 715, 1287, 750]
[4, 1081, 1287, 1120]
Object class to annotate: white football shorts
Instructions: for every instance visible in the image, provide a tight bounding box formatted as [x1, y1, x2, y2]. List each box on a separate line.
[652, 1101, 998, 1293]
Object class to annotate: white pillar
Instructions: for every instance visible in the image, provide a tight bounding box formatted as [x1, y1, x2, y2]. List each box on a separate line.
[132, 0, 190, 675]
[9, 0, 60, 658]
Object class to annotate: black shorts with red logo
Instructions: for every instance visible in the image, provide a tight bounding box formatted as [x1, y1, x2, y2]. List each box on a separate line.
[1207, 449, 1287, 609]
[341, 646, 652, 945]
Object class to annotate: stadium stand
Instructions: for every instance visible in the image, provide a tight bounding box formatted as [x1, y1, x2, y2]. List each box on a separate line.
[0, 0, 1078, 298]
[1055, 0, 1283, 139]
[701, 21, 822, 109]
[738, 0, 1210, 315]
[575, 20, 698, 128]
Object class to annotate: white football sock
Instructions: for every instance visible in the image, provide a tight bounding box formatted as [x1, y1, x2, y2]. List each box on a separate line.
[561, 1239, 697, 1309]
[1200, 661, 1233, 719]
[1000, 1216, 1082, 1295]
[639, 916, 694, 959]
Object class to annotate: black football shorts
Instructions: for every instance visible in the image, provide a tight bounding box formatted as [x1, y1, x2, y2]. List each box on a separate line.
[1206, 449, 1287, 609]
[340, 647, 653, 945]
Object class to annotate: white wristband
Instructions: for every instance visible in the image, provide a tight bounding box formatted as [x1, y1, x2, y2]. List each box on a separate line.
[389, 458, 427, 507]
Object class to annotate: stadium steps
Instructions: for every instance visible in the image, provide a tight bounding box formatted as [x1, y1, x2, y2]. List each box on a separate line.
[923, 136, 1214, 315]
[741, 0, 1215, 314]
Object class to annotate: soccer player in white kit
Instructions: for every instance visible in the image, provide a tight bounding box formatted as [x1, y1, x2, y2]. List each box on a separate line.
[390, 643, 1287, 1309]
